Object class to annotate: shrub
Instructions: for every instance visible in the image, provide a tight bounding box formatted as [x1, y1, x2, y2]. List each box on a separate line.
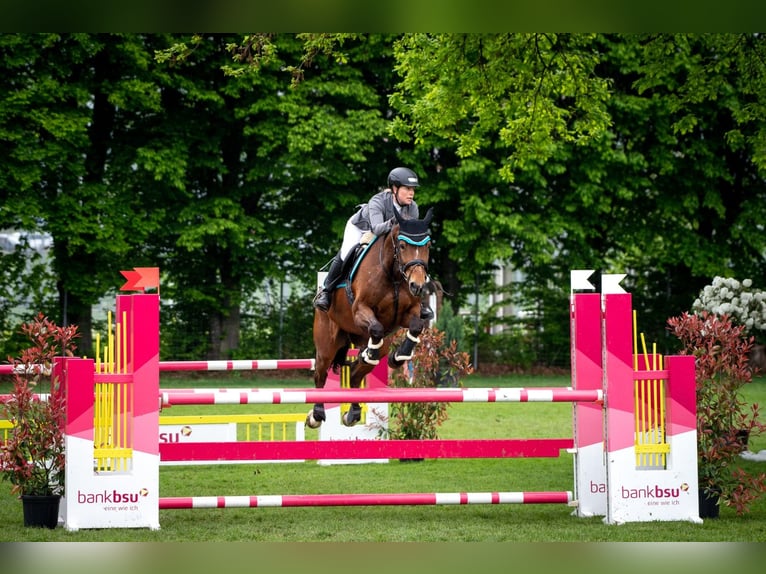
[667, 311, 766, 515]
[693, 277, 766, 344]
[373, 326, 473, 441]
[1, 314, 79, 496]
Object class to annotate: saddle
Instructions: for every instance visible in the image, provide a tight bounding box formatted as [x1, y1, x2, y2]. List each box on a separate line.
[337, 235, 380, 305]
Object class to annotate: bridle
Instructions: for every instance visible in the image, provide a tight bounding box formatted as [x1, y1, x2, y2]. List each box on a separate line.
[391, 230, 430, 283]
[376, 226, 429, 327]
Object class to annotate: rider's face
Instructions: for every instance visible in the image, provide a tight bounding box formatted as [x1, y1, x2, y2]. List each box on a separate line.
[394, 185, 416, 206]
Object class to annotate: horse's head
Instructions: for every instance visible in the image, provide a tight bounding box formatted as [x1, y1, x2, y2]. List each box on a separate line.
[393, 207, 433, 298]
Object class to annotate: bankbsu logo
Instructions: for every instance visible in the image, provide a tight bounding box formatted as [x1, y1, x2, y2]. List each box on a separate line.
[77, 488, 149, 504]
[620, 482, 688, 499]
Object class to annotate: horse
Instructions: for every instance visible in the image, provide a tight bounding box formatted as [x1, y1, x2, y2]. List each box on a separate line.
[308, 207, 435, 428]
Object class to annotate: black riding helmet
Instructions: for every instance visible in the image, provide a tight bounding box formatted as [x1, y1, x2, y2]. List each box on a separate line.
[388, 167, 420, 188]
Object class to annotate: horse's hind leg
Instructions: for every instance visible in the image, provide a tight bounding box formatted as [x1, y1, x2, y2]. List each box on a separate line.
[309, 311, 342, 429]
[307, 346, 328, 428]
[388, 316, 426, 369]
[307, 371, 327, 429]
[308, 345, 345, 427]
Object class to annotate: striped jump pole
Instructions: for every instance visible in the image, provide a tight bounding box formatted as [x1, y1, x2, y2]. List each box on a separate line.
[1, 359, 316, 376]
[159, 491, 574, 509]
[160, 387, 603, 407]
[0, 364, 51, 376]
[158, 359, 315, 372]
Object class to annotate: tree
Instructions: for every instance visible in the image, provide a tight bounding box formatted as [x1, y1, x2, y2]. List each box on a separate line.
[0, 34, 164, 356]
[389, 33, 766, 360]
[149, 34, 397, 358]
[389, 34, 611, 274]
[4, 33, 766, 368]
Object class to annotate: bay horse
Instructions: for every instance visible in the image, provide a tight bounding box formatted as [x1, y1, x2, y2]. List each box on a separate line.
[308, 207, 435, 428]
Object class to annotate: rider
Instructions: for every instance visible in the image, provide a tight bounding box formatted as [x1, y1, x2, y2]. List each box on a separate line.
[313, 166, 434, 321]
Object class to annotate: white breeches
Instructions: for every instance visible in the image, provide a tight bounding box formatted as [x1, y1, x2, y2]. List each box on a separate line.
[340, 219, 364, 261]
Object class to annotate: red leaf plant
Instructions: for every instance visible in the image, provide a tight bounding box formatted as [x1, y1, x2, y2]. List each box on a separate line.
[370, 326, 473, 441]
[1, 314, 79, 497]
[667, 311, 766, 515]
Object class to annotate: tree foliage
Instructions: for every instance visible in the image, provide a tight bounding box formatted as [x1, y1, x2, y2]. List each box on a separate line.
[2, 33, 766, 366]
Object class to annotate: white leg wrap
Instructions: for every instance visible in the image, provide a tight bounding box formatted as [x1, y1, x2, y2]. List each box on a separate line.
[360, 346, 380, 365]
[406, 331, 421, 344]
[393, 330, 420, 363]
[367, 337, 384, 349]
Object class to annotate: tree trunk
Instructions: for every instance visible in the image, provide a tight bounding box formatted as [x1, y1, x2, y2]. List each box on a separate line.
[58, 283, 93, 357]
[206, 255, 241, 360]
[208, 304, 240, 360]
[750, 344, 766, 373]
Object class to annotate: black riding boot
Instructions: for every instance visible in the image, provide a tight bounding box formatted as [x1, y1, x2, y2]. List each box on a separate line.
[420, 297, 434, 321]
[313, 255, 345, 311]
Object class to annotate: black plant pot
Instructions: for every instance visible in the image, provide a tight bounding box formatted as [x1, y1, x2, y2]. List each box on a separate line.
[736, 429, 750, 451]
[21, 494, 61, 529]
[698, 488, 720, 519]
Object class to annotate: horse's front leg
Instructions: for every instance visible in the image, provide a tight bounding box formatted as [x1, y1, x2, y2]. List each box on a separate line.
[388, 315, 426, 369]
[343, 304, 387, 427]
[352, 305, 386, 366]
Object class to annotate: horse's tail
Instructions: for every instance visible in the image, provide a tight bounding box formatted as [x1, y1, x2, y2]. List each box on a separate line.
[330, 344, 350, 374]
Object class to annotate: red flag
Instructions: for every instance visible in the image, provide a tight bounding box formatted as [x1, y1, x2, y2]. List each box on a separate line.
[120, 270, 141, 291]
[120, 267, 160, 292]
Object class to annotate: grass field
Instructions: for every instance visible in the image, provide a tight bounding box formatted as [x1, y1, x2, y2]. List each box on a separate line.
[2, 372, 765, 546]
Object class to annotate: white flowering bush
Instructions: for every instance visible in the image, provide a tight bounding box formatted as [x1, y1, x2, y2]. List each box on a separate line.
[693, 277, 766, 343]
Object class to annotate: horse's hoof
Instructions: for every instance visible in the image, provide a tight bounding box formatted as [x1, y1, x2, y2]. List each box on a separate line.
[306, 411, 322, 429]
[342, 406, 362, 427]
[341, 411, 358, 427]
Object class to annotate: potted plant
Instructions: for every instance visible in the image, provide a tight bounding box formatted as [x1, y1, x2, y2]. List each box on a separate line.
[371, 326, 473, 455]
[667, 310, 766, 518]
[0, 313, 79, 528]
